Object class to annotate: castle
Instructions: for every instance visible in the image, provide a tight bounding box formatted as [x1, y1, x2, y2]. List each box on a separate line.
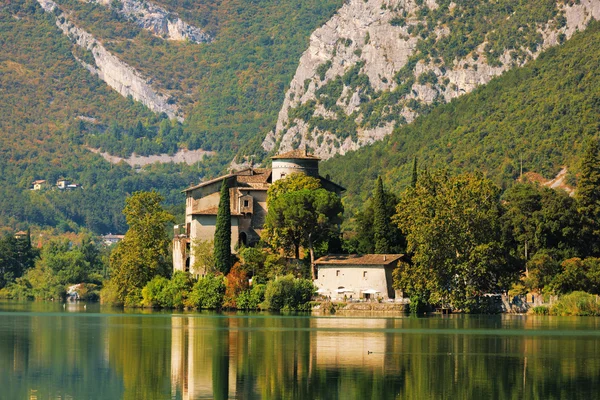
[173, 149, 344, 275]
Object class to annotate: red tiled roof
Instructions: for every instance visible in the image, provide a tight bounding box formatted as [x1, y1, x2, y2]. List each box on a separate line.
[271, 149, 320, 160]
[183, 168, 272, 192]
[314, 254, 404, 265]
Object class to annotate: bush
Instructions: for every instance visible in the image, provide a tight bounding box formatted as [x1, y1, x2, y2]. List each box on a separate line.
[186, 274, 226, 309]
[550, 292, 600, 316]
[262, 275, 315, 311]
[236, 284, 266, 310]
[141, 276, 171, 308]
[531, 306, 549, 315]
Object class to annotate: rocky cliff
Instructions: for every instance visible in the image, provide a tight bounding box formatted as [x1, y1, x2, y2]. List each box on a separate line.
[37, 0, 182, 120]
[90, 0, 210, 43]
[263, 0, 600, 159]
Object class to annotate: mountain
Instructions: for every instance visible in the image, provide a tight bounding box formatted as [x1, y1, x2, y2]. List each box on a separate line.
[321, 20, 600, 217]
[262, 0, 600, 160]
[0, 0, 341, 234]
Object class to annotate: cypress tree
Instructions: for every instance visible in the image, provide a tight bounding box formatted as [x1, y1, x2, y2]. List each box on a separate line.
[411, 157, 418, 188]
[373, 177, 390, 254]
[214, 180, 232, 274]
[576, 139, 600, 255]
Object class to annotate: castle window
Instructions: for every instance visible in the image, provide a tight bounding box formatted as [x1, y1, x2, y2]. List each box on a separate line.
[363, 271, 367, 278]
[336, 270, 340, 277]
[244, 200, 249, 207]
[280, 173, 286, 179]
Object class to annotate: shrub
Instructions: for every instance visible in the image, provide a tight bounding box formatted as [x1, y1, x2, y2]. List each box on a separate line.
[550, 292, 600, 316]
[224, 264, 249, 308]
[236, 284, 266, 310]
[186, 274, 226, 310]
[531, 306, 549, 315]
[141, 276, 171, 308]
[262, 275, 315, 311]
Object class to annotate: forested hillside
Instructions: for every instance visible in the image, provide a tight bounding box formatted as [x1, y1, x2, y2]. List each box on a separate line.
[321, 20, 600, 218]
[0, 0, 341, 234]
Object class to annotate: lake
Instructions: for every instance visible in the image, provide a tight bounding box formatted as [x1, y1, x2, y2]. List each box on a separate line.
[1, 301, 599, 399]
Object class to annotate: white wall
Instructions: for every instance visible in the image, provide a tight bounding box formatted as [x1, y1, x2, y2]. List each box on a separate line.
[314, 264, 395, 300]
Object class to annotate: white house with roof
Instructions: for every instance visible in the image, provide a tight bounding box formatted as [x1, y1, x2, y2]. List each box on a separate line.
[314, 254, 404, 301]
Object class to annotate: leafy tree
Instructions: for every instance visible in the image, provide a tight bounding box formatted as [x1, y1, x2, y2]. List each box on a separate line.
[191, 239, 215, 276]
[393, 170, 514, 311]
[576, 139, 600, 256]
[0, 232, 37, 288]
[224, 263, 249, 308]
[104, 191, 174, 305]
[214, 181, 232, 275]
[263, 188, 343, 279]
[186, 274, 226, 309]
[262, 275, 315, 311]
[266, 173, 322, 205]
[236, 284, 266, 310]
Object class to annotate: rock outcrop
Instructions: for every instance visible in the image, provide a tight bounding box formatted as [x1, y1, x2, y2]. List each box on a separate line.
[37, 0, 182, 120]
[264, 0, 600, 159]
[90, 0, 210, 43]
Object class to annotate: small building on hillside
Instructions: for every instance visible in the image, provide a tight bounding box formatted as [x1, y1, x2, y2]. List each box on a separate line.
[101, 234, 125, 246]
[314, 254, 404, 301]
[57, 178, 70, 189]
[173, 149, 344, 276]
[32, 180, 48, 191]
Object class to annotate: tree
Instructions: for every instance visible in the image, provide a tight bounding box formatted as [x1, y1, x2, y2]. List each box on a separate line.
[263, 188, 343, 279]
[191, 239, 215, 276]
[214, 180, 232, 275]
[576, 139, 600, 256]
[393, 170, 514, 311]
[373, 177, 391, 254]
[104, 191, 174, 306]
[267, 172, 322, 205]
[411, 157, 418, 188]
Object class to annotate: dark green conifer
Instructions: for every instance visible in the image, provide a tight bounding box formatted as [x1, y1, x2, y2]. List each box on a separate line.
[411, 157, 418, 188]
[373, 177, 390, 254]
[214, 180, 232, 274]
[576, 139, 600, 255]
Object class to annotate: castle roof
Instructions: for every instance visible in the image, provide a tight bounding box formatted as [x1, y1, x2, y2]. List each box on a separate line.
[271, 149, 320, 160]
[183, 168, 271, 192]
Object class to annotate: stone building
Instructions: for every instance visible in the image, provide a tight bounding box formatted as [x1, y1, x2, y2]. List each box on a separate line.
[173, 149, 344, 276]
[313, 254, 404, 300]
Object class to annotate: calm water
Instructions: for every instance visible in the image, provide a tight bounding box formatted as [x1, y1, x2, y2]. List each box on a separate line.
[1, 301, 600, 399]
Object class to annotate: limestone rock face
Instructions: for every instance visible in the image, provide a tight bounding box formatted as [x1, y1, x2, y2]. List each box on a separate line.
[37, 0, 181, 120]
[263, 0, 600, 159]
[90, 0, 211, 43]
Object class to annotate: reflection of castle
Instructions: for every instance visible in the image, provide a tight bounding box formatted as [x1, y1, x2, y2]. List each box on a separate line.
[169, 316, 398, 399]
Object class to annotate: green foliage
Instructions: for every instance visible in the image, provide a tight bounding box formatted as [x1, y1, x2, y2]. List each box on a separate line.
[322, 22, 600, 220]
[264, 188, 343, 260]
[393, 171, 514, 311]
[316, 61, 332, 81]
[373, 177, 391, 253]
[7, 236, 105, 301]
[549, 291, 600, 316]
[575, 139, 600, 255]
[214, 181, 232, 275]
[530, 305, 549, 315]
[186, 273, 226, 310]
[104, 191, 174, 305]
[141, 271, 194, 308]
[267, 173, 322, 205]
[236, 284, 266, 310]
[262, 275, 315, 311]
[191, 239, 215, 276]
[0, 232, 37, 288]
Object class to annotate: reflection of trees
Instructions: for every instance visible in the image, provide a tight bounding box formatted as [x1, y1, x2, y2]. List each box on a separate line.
[0, 305, 122, 399]
[3, 307, 600, 399]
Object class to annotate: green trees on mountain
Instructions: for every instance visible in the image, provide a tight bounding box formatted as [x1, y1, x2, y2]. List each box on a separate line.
[214, 181, 232, 275]
[576, 139, 600, 256]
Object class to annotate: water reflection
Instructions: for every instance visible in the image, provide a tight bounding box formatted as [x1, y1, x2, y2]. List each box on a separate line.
[1, 303, 600, 399]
